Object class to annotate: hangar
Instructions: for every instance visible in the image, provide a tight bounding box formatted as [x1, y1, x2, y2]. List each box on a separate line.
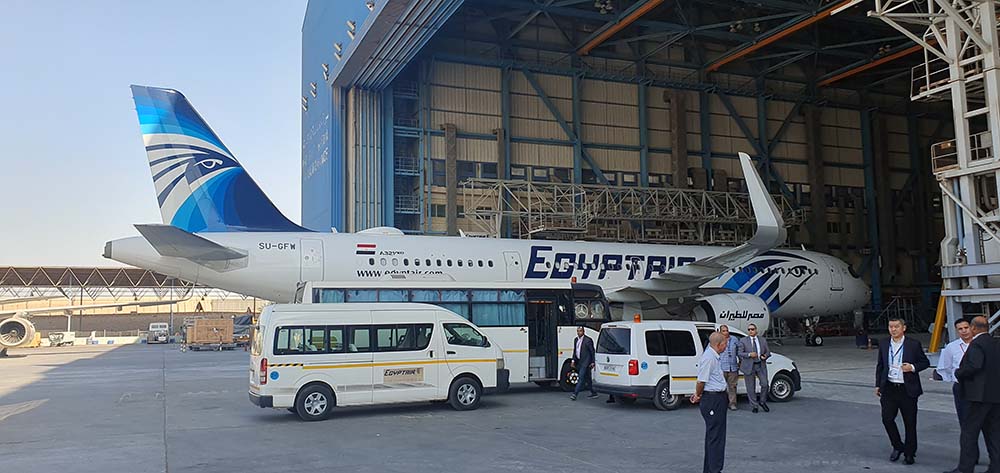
[300, 0, 1000, 335]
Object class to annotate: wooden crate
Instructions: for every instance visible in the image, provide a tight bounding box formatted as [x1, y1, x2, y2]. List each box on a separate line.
[185, 318, 234, 345]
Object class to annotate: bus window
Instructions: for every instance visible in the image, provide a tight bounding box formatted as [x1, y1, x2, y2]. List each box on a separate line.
[274, 327, 305, 355]
[471, 290, 498, 301]
[328, 326, 345, 353]
[316, 289, 345, 303]
[378, 289, 408, 302]
[346, 289, 378, 302]
[443, 323, 488, 347]
[412, 290, 440, 302]
[305, 327, 326, 352]
[349, 327, 371, 352]
[472, 303, 525, 327]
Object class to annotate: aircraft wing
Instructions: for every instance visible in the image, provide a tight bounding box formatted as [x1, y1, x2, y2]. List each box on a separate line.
[607, 153, 787, 303]
[0, 299, 187, 317]
[135, 224, 247, 264]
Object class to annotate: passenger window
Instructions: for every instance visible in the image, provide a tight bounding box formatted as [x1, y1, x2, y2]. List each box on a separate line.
[488, 260, 494, 267]
[645, 331, 667, 356]
[458, 260, 463, 267]
[663, 330, 697, 356]
[413, 324, 433, 350]
[443, 323, 488, 347]
[304, 326, 326, 352]
[697, 329, 713, 348]
[349, 327, 371, 352]
[328, 327, 345, 353]
[274, 327, 304, 355]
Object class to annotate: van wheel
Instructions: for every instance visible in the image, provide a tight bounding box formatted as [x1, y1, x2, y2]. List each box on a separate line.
[768, 373, 795, 403]
[559, 363, 578, 392]
[652, 379, 682, 411]
[295, 384, 334, 421]
[449, 377, 482, 411]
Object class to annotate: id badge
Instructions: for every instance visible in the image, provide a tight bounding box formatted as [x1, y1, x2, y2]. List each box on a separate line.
[889, 365, 902, 379]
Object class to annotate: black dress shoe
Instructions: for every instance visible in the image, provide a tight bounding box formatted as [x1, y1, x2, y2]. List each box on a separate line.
[890, 449, 902, 462]
[752, 407, 759, 413]
[761, 403, 770, 412]
[903, 456, 914, 465]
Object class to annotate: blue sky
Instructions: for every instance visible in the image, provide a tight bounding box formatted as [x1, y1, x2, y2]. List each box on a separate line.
[0, 0, 310, 266]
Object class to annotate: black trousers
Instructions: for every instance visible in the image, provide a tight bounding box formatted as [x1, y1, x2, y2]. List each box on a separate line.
[958, 401, 1000, 473]
[953, 383, 968, 424]
[700, 391, 728, 473]
[880, 383, 918, 457]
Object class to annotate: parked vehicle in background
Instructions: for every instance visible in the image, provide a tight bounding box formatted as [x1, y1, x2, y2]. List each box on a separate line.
[593, 320, 801, 410]
[182, 317, 236, 351]
[147, 323, 169, 344]
[47, 331, 76, 347]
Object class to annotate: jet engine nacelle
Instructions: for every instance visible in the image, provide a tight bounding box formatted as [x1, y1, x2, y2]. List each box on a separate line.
[0, 316, 36, 348]
[693, 293, 771, 334]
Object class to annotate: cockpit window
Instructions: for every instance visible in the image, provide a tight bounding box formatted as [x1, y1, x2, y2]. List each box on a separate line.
[848, 265, 861, 278]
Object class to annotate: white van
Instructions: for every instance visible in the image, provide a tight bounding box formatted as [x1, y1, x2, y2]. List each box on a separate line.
[249, 303, 510, 421]
[148, 323, 169, 344]
[592, 320, 800, 410]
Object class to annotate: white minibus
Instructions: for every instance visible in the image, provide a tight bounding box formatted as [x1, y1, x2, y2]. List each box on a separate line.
[249, 303, 509, 421]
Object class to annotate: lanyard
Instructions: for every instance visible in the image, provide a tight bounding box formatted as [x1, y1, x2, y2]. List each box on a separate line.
[890, 342, 903, 365]
[960, 343, 967, 354]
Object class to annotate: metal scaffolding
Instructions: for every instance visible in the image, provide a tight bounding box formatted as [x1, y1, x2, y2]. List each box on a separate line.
[872, 0, 1000, 336]
[0, 267, 244, 302]
[461, 178, 805, 245]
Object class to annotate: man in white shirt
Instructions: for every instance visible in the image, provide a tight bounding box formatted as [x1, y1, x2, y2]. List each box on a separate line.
[692, 331, 729, 473]
[937, 318, 973, 422]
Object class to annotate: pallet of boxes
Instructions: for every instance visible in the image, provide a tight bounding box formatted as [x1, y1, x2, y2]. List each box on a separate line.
[181, 316, 236, 352]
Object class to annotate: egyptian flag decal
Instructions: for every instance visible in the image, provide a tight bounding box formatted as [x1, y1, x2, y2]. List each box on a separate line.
[356, 244, 376, 255]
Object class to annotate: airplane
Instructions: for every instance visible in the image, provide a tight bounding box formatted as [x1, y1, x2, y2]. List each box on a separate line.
[0, 298, 185, 355]
[103, 85, 870, 345]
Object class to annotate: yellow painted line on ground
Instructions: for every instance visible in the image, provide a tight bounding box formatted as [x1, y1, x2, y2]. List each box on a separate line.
[302, 359, 496, 370]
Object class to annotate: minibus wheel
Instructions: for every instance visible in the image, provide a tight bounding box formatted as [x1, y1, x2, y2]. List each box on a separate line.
[652, 379, 682, 411]
[296, 384, 334, 421]
[449, 376, 482, 411]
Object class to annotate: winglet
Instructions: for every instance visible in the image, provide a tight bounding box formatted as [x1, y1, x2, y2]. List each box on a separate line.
[739, 152, 786, 250]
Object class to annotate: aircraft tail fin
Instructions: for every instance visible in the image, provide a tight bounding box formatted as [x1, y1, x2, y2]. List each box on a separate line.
[130, 85, 305, 232]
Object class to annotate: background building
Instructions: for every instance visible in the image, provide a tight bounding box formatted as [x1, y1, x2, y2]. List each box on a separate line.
[301, 0, 962, 327]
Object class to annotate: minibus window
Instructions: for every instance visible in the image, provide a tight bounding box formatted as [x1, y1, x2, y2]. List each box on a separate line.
[443, 323, 488, 347]
[349, 327, 371, 352]
[328, 327, 345, 353]
[274, 327, 305, 355]
[596, 328, 630, 355]
[662, 330, 697, 356]
[305, 327, 326, 352]
[413, 325, 433, 350]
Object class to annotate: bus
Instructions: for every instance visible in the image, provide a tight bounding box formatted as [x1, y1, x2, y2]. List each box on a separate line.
[294, 281, 610, 390]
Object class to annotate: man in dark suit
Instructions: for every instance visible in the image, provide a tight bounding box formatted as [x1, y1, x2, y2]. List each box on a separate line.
[737, 323, 771, 413]
[875, 317, 930, 465]
[946, 316, 1000, 473]
[570, 326, 598, 400]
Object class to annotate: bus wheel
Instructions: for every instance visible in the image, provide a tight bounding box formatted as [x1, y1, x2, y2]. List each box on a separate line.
[652, 379, 682, 411]
[295, 384, 334, 421]
[559, 363, 578, 392]
[449, 377, 482, 411]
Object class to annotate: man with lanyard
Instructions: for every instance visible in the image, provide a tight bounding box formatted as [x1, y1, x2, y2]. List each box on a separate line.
[692, 331, 729, 473]
[875, 317, 930, 465]
[718, 324, 740, 411]
[937, 318, 974, 423]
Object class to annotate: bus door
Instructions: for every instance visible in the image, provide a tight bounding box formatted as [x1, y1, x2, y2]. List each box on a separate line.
[526, 297, 559, 380]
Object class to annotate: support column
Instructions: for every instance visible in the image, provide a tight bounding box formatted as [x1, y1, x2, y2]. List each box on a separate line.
[500, 66, 512, 237]
[572, 74, 583, 184]
[443, 123, 458, 236]
[861, 105, 883, 310]
[700, 90, 712, 189]
[838, 196, 849, 258]
[639, 83, 649, 187]
[669, 90, 689, 188]
[804, 104, 829, 252]
[495, 127, 507, 237]
[874, 115, 897, 284]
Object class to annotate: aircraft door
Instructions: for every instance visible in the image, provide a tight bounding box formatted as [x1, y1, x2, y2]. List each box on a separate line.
[504, 251, 523, 281]
[300, 239, 324, 282]
[828, 259, 844, 291]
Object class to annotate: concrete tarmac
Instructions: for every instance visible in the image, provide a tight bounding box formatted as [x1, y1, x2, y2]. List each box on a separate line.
[0, 336, 983, 472]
